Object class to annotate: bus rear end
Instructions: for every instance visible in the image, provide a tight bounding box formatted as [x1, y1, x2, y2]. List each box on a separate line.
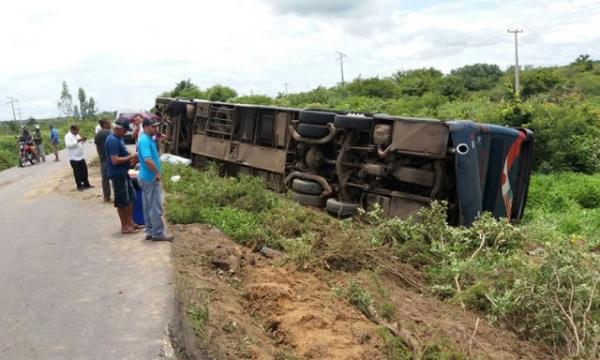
[448, 121, 534, 225]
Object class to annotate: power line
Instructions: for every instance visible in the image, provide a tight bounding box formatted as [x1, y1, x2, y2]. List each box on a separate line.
[335, 51, 347, 90]
[6, 96, 18, 121]
[507, 29, 523, 96]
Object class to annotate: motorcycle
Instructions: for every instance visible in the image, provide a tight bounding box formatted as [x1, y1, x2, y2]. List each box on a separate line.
[18, 141, 36, 167]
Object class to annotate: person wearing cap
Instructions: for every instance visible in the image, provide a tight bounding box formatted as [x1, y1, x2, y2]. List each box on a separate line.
[65, 124, 92, 190]
[137, 118, 173, 242]
[49, 124, 60, 161]
[33, 125, 46, 163]
[105, 119, 142, 234]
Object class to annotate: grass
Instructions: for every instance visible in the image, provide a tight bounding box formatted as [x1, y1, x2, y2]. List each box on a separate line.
[524, 172, 600, 250]
[162, 163, 600, 358]
[188, 300, 210, 336]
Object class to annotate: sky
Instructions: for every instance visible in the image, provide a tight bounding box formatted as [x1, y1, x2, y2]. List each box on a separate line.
[1, 0, 599, 119]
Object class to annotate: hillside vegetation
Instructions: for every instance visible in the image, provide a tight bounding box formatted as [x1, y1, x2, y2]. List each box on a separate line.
[161, 56, 600, 358]
[167, 54, 600, 174]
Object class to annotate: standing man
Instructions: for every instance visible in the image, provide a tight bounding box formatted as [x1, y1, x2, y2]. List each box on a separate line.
[131, 113, 144, 144]
[65, 124, 92, 190]
[94, 119, 112, 202]
[105, 119, 142, 234]
[49, 124, 60, 161]
[138, 119, 173, 242]
[33, 125, 46, 163]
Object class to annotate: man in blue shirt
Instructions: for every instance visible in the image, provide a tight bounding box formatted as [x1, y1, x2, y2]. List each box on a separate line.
[138, 119, 173, 242]
[105, 119, 142, 234]
[49, 124, 60, 162]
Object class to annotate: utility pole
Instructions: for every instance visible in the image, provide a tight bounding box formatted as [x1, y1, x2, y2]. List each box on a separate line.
[507, 29, 523, 96]
[335, 51, 347, 90]
[17, 108, 23, 121]
[6, 96, 18, 121]
[284, 83, 289, 96]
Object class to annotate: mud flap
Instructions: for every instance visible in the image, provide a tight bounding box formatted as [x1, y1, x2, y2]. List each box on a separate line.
[448, 121, 482, 226]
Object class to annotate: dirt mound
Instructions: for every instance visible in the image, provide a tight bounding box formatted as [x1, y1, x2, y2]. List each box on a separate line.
[172, 223, 552, 360]
[244, 267, 382, 360]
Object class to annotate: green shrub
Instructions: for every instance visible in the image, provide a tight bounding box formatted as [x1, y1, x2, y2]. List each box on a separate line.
[163, 156, 600, 357]
[0, 148, 16, 170]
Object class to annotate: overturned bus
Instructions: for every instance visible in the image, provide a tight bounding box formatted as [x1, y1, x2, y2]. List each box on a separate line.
[155, 97, 534, 226]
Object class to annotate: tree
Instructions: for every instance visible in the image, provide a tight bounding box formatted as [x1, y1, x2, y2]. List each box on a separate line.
[439, 75, 466, 99]
[346, 76, 399, 99]
[206, 85, 237, 102]
[520, 68, 563, 98]
[73, 105, 80, 119]
[169, 79, 205, 98]
[570, 54, 593, 71]
[392, 68, 444, 96]
[450, 64, 503, 91]
[57, 81, 73, 117]
[78, 88, 87, 118]
[87, 97, 97, 118]
[26, 117, 37, 127]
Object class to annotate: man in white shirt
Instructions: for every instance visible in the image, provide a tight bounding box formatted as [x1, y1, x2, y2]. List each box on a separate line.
[65, 124, 93, 191]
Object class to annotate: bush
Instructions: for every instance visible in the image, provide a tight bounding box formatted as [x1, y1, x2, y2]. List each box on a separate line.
[520, 68, 564, 98]
[528, 99, 600, 173]
[163, 164, 600, 357]
[450, 63, 503, 91]
[0, 148, 16, 170]
[346, 77, 399, 99]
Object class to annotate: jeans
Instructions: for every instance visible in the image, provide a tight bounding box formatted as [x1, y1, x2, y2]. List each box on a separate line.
[69, 159, 90, 189]
[100, 160, 111, 199]
[139, 179, 165, 238]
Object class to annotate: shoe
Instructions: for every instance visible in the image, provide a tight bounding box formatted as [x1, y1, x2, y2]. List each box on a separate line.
[151, 234, 174, 242]
[103, 197, 111, 202]
[77, 187, 84, 191]
[145, 234, 152, 240]
[84, 184, 94, 188]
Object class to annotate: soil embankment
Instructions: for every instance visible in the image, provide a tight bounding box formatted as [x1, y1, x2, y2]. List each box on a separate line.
[172, 224, 551, 359]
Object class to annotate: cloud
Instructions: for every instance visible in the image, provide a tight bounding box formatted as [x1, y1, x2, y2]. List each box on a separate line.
[0, 0, 598, 119]
[265, 0, 362, 15]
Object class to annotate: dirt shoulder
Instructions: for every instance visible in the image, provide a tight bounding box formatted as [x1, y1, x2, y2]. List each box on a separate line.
[170, 223, 551, 360]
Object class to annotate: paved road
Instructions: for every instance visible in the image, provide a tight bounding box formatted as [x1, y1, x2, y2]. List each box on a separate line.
[0, 144, 175, 360]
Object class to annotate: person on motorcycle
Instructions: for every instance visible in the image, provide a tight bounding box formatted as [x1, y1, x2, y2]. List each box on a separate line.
[17, 126, 37, 166]
[18, 126, 33, 144]
[33, 125, 46, 163]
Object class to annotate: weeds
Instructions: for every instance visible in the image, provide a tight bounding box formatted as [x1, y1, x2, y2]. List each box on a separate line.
[188, 300, 210, 336]
[163, 163, 600, 357]
[338, 281, 374, 317]
[377, 327, 412, 360]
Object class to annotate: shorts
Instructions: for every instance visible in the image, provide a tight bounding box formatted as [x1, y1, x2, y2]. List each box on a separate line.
[110, 174, 135, 208]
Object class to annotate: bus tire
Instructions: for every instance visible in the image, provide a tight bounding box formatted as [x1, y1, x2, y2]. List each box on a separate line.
[292, 192, 325, 207]
[334, 115, 373, 130]
[292, 178, 323, 195]
[297, 124, 330, 139]
[299, 110, 336, 125]
[326, 198, 359, 217]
